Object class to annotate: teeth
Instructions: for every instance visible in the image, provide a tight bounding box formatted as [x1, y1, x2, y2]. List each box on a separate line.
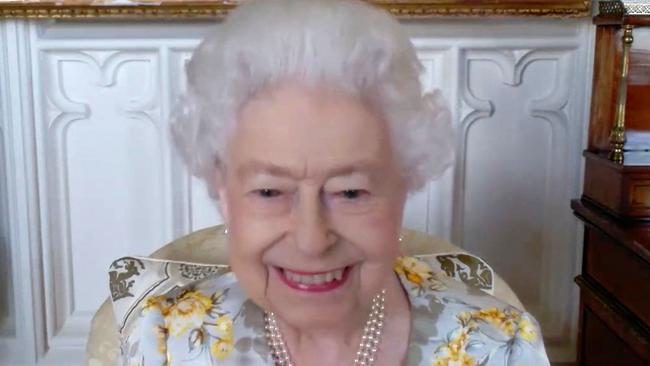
[284, 268, 345, 285]
[334, 269, 343, 280]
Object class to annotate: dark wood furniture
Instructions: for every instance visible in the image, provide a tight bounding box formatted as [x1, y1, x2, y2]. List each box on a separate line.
[582, 151, 650, 219]
[573, 2, 650, 365]
[572, 199, 650, 365]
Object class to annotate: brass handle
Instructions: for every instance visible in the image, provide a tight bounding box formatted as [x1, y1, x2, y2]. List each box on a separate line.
[609, 25, 634, 164]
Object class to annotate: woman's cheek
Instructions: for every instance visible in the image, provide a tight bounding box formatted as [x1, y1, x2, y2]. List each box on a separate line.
[363, 204, 402, 253]
[332, 195, 398, 226]
[331, 209, 401, 257]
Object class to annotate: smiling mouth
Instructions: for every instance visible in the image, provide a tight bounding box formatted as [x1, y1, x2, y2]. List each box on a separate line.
[276, 266, 352, 292]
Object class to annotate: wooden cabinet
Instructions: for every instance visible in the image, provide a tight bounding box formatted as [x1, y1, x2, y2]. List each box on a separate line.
[572, 200, 650, 365]
[574, 2, 650, 364]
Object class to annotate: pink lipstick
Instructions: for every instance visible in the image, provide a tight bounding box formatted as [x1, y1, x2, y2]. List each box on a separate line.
[276, 266, 351, 292]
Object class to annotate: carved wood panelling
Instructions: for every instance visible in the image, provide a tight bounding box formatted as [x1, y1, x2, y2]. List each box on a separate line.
[35, 48, 172, 360]
[457, 48, 579, 350]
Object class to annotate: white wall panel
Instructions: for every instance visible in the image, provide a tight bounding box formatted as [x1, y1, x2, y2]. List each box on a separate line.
[0, 21, 12, 337]
[43, 49, 165, 311]
[0, 69, 14, 341]
[1, 20, 42, 366]
[459, 48, 577, 343]
[0, 18, 594, 365]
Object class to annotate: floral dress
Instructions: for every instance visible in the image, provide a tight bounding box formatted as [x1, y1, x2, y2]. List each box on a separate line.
[108, 255, 550, 366]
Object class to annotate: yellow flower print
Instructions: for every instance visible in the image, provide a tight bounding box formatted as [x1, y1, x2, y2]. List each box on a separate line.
[473, 307, 516, 336]
[395, 256, 430, 285]
[165, 290, 214, 336]
[203, 314, 234, 360]
[468, 307, 537, 342]
[517, 317, 537, 342]
[177, 290, 214, 312]
[432, 326, 476, 366]
[433, 307, 539, 365]
[395, 256, 447, 294]
[215, 315, 233, 339]
[142, 295, 172, 315]
[455, 312, 476, 329]
[210, 337, 234, 360]
[433, 354, 475, 366]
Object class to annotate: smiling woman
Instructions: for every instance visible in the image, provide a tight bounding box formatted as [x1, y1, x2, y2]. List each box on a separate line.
[104, 0, 552, 365]
[220, 82, 410, 361]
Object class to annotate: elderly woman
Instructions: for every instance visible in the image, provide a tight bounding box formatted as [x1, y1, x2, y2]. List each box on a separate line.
[108, 0, 550, 365]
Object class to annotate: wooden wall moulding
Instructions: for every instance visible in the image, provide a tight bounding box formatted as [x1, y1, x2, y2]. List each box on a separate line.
[0, 0, 592, 19]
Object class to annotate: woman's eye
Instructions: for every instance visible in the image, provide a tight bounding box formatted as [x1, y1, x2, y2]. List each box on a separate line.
[254, 189, 282, 198]
[339, 189, 366, 200]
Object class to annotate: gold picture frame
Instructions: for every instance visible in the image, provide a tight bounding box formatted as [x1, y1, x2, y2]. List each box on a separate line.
[0, 0, 592, 19]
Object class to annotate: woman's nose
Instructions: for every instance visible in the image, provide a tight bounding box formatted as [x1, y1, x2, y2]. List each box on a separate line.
[291, 190, 335, 257]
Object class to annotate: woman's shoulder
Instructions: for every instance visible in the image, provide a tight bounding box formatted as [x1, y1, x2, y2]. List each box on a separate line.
[108, 256, 231, 331]
[395, 255, 551, 366]
[107, 256, 268, 365]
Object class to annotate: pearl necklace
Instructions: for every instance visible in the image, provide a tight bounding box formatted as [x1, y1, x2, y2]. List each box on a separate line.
[263, 289, 386, 366]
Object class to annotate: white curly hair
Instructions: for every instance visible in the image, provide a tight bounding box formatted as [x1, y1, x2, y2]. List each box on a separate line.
[171, 0, 455, 197]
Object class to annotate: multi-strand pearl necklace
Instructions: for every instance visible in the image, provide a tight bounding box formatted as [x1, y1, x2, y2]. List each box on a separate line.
[263, 289, 387, 366]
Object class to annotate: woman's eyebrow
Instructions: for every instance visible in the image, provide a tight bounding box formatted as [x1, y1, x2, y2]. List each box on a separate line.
[237, 161, 296, 180]
[237, 160, 381, 180]
[326, 165, 378, 180]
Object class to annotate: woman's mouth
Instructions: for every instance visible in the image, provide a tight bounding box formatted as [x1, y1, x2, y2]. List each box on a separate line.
[276, 266, 351, 292]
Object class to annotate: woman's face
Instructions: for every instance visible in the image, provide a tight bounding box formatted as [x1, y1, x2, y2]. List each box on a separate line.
[216, 81, 407, 330]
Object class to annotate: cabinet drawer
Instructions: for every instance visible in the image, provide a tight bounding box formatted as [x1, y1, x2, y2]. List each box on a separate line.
[584, 228, 650, 326]
[581, 307, 647, 366]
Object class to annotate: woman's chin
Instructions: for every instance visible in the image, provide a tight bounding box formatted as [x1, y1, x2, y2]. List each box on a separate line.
[275, 303, 360, 331]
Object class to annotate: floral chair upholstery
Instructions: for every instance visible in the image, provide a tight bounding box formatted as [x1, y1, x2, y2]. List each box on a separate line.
[85, 225, 523, 365]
